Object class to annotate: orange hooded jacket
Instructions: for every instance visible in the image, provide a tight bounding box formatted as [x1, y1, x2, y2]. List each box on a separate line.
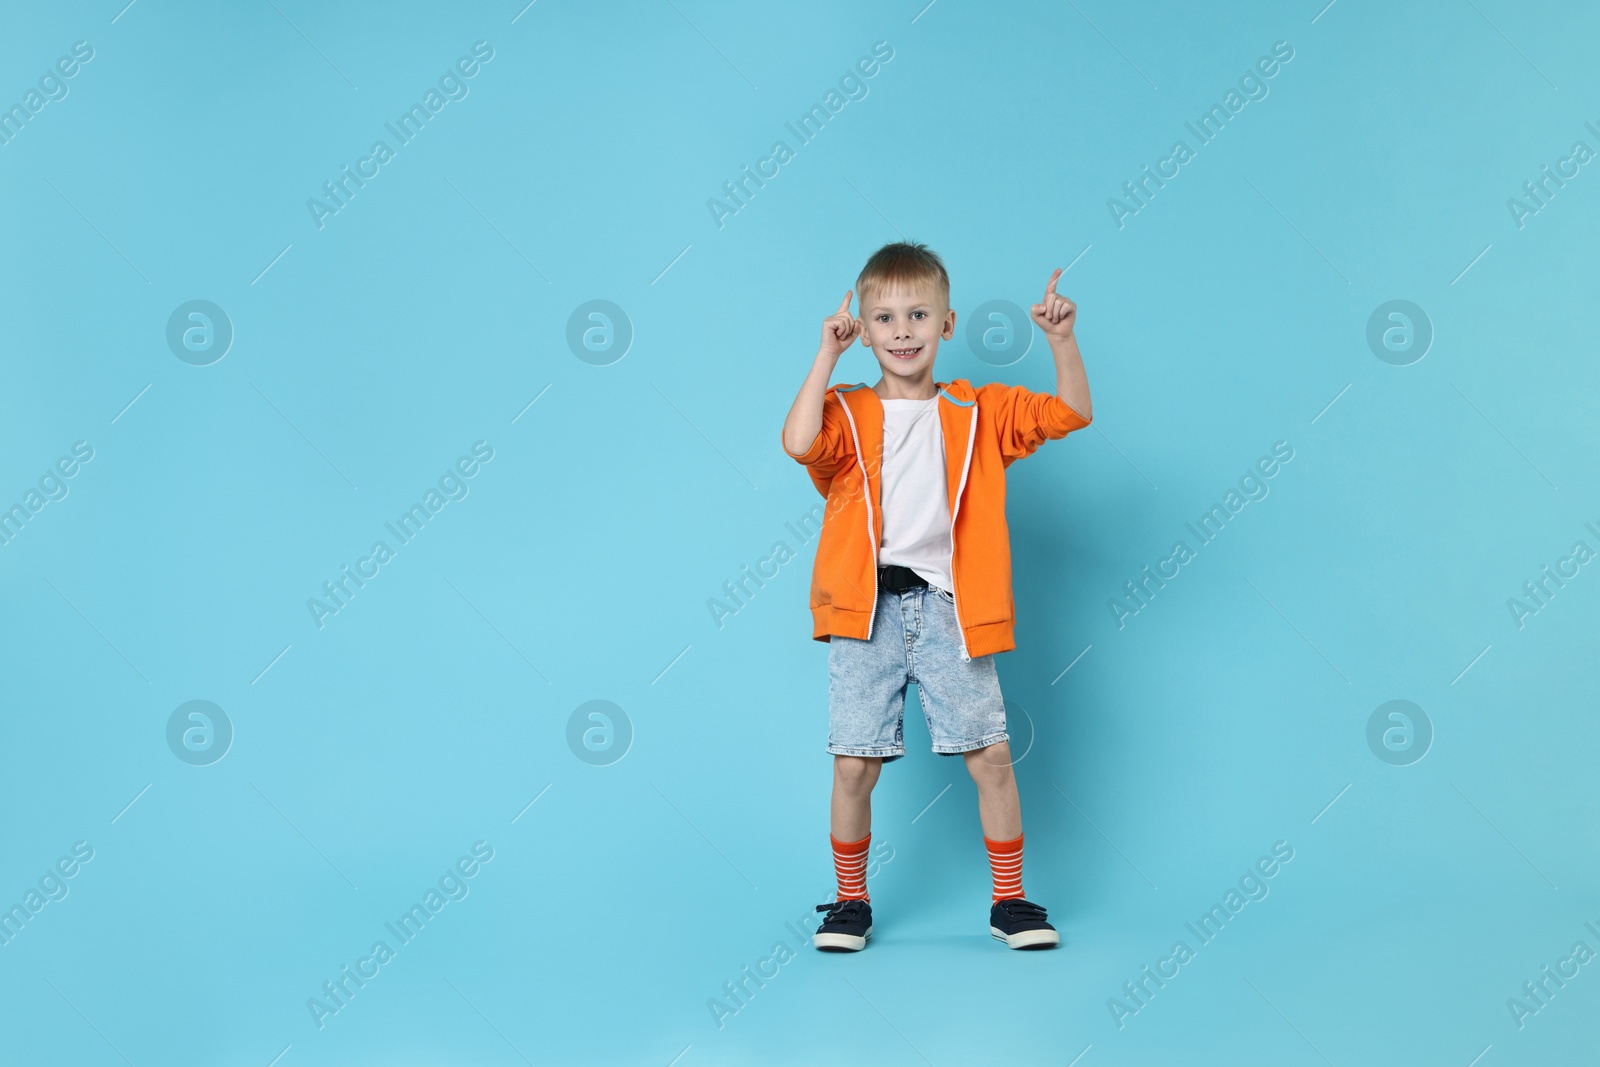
[781, 378, 1091, 660]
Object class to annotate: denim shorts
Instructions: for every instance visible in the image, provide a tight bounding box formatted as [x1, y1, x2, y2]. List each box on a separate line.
[826, 584, 1008, 764]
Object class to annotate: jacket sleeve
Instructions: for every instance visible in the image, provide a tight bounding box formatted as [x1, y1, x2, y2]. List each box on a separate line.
[781, 389, 856, 495]
[980, 381, 1092, 466]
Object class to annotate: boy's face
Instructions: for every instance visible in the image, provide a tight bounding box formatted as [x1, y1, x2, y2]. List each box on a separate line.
[858, 280, 955, 384]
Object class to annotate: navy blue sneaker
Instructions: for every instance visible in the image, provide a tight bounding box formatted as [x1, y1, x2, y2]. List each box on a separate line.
[990, 897, 1059, 949]
[814, 898, 872, 951]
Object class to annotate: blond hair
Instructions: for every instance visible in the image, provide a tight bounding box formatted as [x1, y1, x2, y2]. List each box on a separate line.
[856, 240, 949, 311]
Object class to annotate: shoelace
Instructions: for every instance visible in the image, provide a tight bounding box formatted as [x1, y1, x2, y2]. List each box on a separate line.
[996, 898, 1048, 921]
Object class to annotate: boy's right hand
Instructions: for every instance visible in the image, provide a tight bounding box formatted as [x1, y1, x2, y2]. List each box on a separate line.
[819, 290, 861, 361]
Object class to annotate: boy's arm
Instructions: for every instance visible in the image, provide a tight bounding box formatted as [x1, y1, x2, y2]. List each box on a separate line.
[781, 290, 860, 475]
[781, 350, 841, 460]
[985, 268, 1096, 466]
[983, 381, 1091, 466]
[1033, 267, 1092, 422]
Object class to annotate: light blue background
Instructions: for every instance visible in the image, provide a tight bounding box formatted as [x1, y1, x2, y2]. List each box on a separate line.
[3, 1, 1598, 1064]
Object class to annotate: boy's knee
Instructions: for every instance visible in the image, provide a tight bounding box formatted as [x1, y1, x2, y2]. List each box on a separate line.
[833, 754, 881, 791]
[963, 741, 1014, 782]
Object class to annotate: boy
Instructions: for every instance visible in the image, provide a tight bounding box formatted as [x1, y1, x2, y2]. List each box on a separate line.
[779, 241, 1093, 951]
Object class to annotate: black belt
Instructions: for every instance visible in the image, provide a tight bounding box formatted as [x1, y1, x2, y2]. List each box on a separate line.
[878, 564, 928, 593]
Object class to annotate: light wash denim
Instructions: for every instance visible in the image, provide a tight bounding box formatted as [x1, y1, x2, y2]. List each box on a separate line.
[826, 584, 1008, 763]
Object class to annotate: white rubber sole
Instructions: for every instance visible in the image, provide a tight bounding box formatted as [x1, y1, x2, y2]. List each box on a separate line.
[991, 925, 1060, 949]
[814, 926, 872, 951]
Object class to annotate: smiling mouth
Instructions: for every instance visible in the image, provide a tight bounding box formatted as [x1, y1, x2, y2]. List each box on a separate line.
[887, 346, 922, 360]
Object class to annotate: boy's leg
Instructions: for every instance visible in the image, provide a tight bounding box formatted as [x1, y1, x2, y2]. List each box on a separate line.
[910, 587, 1029, 900]
[831, 754, 882, 841]
[965, 740, 1028, 900]
[828, 755, 880, 901]
[971, 743, 1058, 948]
[815, 757, 880, 951]
[962, 740, 1021, 840]
[914, 589, 1058, 944]
[823, 587, 908, 907]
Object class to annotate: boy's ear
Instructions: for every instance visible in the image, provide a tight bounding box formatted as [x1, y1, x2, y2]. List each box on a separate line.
[942, 309, 956, 340]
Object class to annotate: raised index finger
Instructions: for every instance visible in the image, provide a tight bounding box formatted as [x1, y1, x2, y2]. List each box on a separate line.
[1043, 268, 1062, 298]
[837, 290, 854, 315]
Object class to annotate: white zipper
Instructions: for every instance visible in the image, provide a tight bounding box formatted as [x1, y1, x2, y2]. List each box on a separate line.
[945, 390, 978, 661]
[836, 389, 878, 640]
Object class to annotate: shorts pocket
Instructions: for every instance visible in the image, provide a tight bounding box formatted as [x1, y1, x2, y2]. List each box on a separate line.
[932, 585, 954, 604]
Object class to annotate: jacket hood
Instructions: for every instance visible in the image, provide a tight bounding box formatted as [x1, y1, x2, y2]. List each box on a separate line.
[827, 379, 977, 404]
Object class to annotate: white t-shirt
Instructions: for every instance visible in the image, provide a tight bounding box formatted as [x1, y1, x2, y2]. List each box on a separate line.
[877, 397, 953, 592]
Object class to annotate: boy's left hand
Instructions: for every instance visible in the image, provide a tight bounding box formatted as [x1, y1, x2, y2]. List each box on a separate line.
[1030, 268, 1076, 342]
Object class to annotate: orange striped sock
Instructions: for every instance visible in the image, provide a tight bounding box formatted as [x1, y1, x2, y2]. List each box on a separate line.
[984, 832, 1025, 901]
[831, 832, 871, 901]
